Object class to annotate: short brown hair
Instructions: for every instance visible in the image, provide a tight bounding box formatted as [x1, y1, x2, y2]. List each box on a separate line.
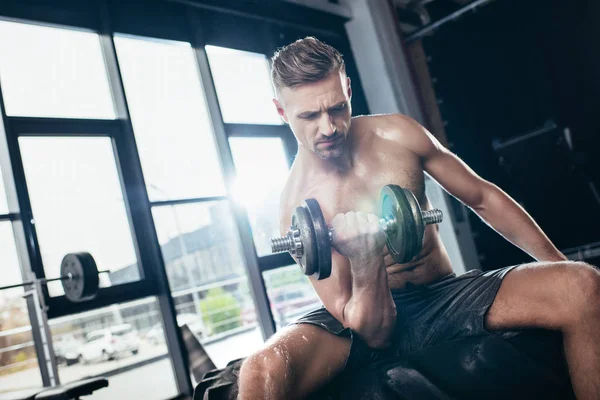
[271, 36, 345, 92]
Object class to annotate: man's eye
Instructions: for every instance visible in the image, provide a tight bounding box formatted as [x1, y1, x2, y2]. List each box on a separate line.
[302, 114, 318, 120]
[331, 104, 346, 112]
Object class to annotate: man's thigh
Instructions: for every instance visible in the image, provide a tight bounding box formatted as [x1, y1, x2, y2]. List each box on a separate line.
[486, 260, 598, 331]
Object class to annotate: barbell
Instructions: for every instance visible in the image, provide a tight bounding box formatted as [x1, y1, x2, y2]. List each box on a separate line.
[0, 252, 106, 302]
[271, 185, 444, 280]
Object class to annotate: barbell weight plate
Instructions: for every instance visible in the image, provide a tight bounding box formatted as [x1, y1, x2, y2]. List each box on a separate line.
[303, 199, 332, 280]
[380, 185, 419, 264]
[291, 205, 318, 277]
[60, 252, 100, 303]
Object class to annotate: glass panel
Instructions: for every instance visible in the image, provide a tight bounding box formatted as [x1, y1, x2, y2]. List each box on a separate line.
[263, 265, 322, 330]
[206, 46, 282, 125]
[114, 35, 226, 201]
[152, 201, 263, 365]
[0, 167, 8, 214]
[0, 20, 115, 119]
[49, 298, 178, 399]
[0, 222, 43, 393]
[229, 137, 290, 256]
[0, 290, 43, 393]
[0, 222, 22, 287]
[19, 137, 139, 296]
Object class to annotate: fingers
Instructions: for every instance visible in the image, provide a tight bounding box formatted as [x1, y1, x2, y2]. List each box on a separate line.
[332, 212, 379, 233]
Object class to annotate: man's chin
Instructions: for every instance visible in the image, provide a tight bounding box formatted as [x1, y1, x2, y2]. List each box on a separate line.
[315, 147, 344, 160]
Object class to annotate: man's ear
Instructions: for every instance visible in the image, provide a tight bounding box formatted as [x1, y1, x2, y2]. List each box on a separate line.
[273, 99, 289, 124]
[347, 77, 352, 99]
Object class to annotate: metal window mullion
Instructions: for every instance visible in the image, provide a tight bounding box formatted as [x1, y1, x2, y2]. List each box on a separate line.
[97, 1, 192, 396]
[187, 9, 276, 340]
[0, 212, 18, 221]
[8, 117, 120, 136]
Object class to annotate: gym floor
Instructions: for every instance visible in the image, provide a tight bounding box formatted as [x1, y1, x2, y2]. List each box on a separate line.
[0, 0, 598, 399]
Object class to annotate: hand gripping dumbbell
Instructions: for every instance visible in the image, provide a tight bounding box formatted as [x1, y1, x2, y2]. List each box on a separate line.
[271, 185, 443, 280]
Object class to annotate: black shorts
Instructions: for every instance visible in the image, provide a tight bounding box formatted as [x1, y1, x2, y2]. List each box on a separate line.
[291, 266, 521, 372]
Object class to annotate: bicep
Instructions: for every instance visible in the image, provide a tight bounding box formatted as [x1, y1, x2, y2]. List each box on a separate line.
[397, 116, 492, 208]
[424, 149, 492, 208]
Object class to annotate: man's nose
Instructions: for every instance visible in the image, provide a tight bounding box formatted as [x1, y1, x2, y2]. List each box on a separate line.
[319, 114, 336, 137]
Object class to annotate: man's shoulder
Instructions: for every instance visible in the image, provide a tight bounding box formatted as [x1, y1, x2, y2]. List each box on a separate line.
[352, 113, 417, 137]
[352, 113, 421, 149]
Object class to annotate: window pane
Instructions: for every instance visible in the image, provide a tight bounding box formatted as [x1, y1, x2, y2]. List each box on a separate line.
[0, 222, 42, 393]
[0, 20, 115, 119]
[0, 167, 8, 214]
[152, 201, 264, 364]
[263, 265, 321, 330]
[229, 137, 289, 256]
[114, 35, 226, 200]
[49, 298, 178, 399]
[0, 222, 22, 287]
[19, 137, 139, 296]
[0, 290, 43, 393]
[206, 46, 282, 125]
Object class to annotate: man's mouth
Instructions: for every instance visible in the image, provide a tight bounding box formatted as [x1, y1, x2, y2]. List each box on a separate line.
[318, 136, 341, 147]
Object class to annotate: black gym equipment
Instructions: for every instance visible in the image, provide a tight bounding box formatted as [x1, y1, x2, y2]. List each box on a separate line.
[0, 252, 106, 302]
[2, 377, 110, 400]
[271, 185, 443, 279]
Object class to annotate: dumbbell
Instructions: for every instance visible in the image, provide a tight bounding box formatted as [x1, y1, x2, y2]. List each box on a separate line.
[271, 185, 443, 280]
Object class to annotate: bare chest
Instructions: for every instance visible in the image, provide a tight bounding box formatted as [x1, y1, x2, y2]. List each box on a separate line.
[302, 152, 425, 223]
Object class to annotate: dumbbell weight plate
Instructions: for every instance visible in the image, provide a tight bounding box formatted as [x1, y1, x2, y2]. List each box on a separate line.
[303, 199, 332, 280]
[380, 185, 421, 264]
[291, 205, 318, 276]
[402, 187, 425, 257]
[60, 252, 100, 302]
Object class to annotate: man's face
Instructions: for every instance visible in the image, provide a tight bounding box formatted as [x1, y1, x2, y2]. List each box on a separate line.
[274, 71, 352, 160]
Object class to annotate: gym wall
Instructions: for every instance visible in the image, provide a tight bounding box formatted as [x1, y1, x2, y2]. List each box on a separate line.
[406, 0, 600, 270]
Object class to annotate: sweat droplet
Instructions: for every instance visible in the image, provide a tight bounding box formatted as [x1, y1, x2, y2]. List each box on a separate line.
[302, 335, 308, 342]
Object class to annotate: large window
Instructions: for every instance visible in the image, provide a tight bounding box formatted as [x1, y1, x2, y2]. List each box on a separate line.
[263, 265, 321, 330]
[0, 20, 115, 119]
[230, 136, 290, 257]
[0, 223, 43, 393]
[19, 137, 140, 296]
[116, 35, 263, 357]
[206, 46, 282, 125]
[49, 298, 178, 398]
[114, 36, 226, 201]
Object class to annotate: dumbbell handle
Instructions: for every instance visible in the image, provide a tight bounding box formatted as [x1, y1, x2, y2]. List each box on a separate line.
[272, 209, 443, 254]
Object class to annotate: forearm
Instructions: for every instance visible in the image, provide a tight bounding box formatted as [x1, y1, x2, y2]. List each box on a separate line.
[342, 255, 397, 348]
[474, 184, 567, 262]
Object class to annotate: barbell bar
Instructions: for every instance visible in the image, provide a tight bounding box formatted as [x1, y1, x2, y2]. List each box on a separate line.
[0, 252, 107, 303]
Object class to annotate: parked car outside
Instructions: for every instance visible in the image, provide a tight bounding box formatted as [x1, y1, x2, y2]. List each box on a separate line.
[54, 333, 84, 366]
[78, 323, 140, 364]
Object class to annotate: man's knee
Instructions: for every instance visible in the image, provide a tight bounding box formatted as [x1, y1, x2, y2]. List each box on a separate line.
[557, 261, 600, 325]
[239, 345, 294, 395]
